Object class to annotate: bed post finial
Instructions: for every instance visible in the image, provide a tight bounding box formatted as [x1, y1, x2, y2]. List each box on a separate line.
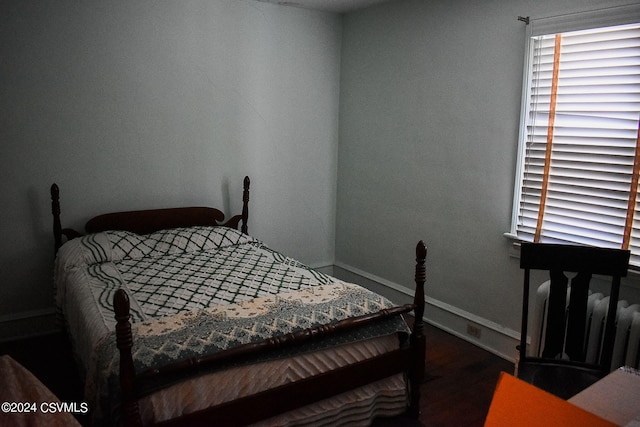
[241, 176, 250, 234]
[51, 184, 62, 254]
[114, 289, 142, 427]
[408, 240, 427, 418]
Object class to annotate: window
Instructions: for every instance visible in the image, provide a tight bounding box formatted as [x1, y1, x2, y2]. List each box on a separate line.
[509, 5, 640, 267]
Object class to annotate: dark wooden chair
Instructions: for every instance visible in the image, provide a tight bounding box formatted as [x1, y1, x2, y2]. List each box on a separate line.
[517, 242, 630, 399]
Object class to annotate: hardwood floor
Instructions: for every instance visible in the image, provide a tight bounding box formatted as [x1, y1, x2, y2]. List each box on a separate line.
[372, 323, 513, 427]
[0, 323, 513, 426]
[420, 324, 514, 426]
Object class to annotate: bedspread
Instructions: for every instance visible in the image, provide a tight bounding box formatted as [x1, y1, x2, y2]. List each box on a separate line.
[54, 226, 410, 425]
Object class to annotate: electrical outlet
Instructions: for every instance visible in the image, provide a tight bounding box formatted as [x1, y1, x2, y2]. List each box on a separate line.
[467, 324, 482, 339]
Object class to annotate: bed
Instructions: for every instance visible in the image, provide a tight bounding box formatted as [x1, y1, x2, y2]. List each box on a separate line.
[50, 176, 427, 427]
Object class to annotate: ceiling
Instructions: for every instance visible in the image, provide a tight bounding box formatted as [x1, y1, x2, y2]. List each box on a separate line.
[255, 0, 397, 14]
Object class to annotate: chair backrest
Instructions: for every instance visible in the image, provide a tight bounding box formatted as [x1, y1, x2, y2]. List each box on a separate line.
[519, 243, 630, 372]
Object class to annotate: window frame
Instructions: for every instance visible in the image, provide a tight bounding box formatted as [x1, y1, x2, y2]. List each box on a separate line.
[508, 4, 640, 265]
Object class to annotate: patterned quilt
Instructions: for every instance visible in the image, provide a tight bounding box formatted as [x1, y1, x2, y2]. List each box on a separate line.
[54, 226, 409, 424]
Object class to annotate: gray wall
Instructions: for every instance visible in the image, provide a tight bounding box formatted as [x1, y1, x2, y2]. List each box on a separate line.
[0, 0, 341, 321]
[2, 0, 639, 356]
[336, 0, 640, 352]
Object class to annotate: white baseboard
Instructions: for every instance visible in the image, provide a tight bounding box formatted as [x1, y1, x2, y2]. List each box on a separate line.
[0, 308, 60, 343]
[333, 263, 520, 363]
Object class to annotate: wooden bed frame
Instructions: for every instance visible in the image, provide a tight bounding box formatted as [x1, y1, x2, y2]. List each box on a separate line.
[50, 176, 427, 427]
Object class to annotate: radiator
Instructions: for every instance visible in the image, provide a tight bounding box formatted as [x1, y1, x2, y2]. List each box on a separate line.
[531, 281, 640, 371]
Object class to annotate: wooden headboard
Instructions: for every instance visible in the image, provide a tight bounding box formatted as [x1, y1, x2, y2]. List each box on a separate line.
[51, 176, 250, 253]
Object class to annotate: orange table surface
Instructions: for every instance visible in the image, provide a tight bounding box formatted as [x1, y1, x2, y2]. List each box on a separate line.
[484, 372, 617, 427]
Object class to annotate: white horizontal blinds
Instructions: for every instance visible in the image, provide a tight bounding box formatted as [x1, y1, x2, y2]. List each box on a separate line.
[517, 22, 640, 263]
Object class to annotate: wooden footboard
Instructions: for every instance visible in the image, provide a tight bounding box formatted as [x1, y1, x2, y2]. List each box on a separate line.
[114, 241, 427, 427]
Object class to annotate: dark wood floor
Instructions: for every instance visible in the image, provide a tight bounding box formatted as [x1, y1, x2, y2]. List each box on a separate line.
[420, 324, 514, 426]
[372, 323, 514, 427]
[0, 323, 513, 426]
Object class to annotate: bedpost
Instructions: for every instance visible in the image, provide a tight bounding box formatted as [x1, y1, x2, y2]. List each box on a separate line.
[51, 184, 62, 254]
[408, 240, 427, 418]
[241, 176, 250, 235]
[114, 289, 142, 427]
